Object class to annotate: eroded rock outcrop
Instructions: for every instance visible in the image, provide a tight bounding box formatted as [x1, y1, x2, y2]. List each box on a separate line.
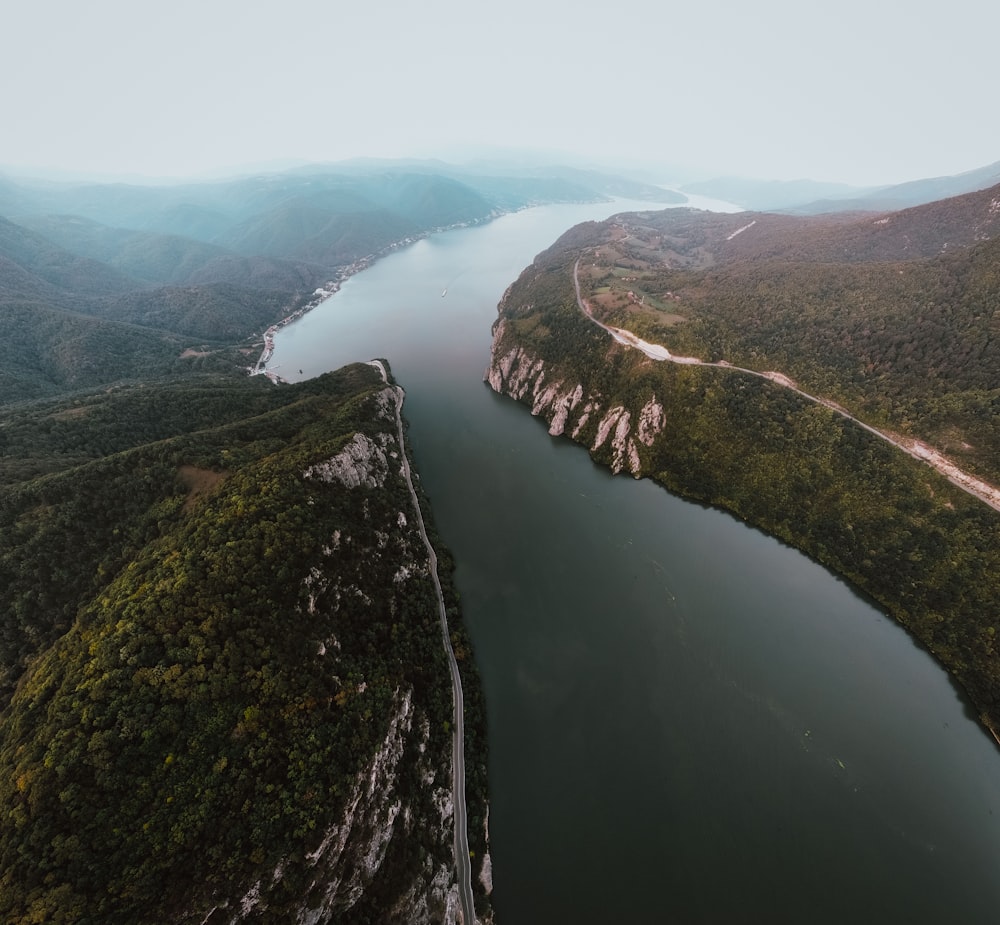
[304, 432, 393, 489]
[485, 321, 665, 478]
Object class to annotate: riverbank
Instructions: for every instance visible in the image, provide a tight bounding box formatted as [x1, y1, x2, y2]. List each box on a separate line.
[489, 253, 1000, 744]
[267, 197, 1000, 925]
[247, 255, 377, 381]
[369, 359, 488, 925]
[248, 203, 600, 383]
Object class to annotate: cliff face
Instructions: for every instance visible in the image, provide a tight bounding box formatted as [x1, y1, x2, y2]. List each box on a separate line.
[486, 318, 665, 477]
[222, 384, 465, 925]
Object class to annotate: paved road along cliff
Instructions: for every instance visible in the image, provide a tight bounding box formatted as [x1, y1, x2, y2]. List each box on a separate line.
[371, 360, 477, 925]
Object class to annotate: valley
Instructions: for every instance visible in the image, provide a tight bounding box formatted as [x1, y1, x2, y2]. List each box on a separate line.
[2, 161, 1000, 923]
[6, 0, 1000, 918]
[271, 192, 1000, 924]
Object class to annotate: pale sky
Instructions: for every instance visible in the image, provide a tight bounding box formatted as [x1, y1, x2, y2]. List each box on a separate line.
[3, 0, 998, 186]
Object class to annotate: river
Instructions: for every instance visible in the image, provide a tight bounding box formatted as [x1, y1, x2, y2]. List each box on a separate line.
[274, 196, 1000, 923]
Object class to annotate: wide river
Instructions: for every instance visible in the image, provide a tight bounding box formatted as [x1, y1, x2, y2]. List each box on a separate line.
[275, 197, 1000, 923]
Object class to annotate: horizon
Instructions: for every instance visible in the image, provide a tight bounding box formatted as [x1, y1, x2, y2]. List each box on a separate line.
[4, 0, 999, 188]
[2, 148, 997, 194]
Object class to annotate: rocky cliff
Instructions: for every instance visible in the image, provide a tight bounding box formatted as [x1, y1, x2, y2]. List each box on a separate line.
[486, 317, 665, 478]
[222, 382, 477, 924]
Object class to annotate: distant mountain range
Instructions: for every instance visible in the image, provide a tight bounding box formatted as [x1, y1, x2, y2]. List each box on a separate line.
[681, 158, 1000, 213]
[0, 161, 678, 404]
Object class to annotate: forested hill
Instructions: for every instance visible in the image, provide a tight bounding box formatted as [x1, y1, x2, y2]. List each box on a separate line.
[0, 365, 492, 923]
[0, 162, 656, 405]
[0, 164, 617, 274]
[0, 210, 305, 404]
[485, 180, 1000, 740]
[550, 183, 1000, 483]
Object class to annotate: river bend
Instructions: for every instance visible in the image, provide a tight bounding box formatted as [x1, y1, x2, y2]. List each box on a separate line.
[274, 198, 1000, 924]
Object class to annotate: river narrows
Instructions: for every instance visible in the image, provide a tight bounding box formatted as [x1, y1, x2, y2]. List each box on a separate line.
[273, 198, 1000, 924]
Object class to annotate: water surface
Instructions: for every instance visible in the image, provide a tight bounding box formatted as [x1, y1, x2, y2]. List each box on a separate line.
[275, 197, 1000, 923]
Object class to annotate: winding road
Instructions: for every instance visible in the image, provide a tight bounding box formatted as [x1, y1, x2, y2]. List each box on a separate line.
[573, 260, 1000, 513]
[370, 361, 477, 925]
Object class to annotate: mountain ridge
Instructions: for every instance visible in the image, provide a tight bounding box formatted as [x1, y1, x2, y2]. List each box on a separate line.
[681, 158, 1000, 213]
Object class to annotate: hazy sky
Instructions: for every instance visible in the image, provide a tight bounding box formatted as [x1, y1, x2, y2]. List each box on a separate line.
[4, 0, 998, 186]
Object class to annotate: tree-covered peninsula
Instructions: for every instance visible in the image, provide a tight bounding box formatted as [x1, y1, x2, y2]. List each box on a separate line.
[0, 365, 491, 923]
[0, 164, 525, 923]
[486, 183, 1000, 739]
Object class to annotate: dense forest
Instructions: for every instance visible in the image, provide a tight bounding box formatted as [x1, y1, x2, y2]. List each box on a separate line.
[487, 183, 1000, 739]
[0, 365, 491, 923]
[564, 185, 1000, 482]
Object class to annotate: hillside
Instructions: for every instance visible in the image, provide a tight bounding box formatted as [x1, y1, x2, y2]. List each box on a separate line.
[0, 162, 640, 406]
[549, 185, 1000, 481]
[0, 164, 520, 922]
[0, 366, 491, 924]
[15, 213, 237, 285]
[485, 182, 1000, 738]
[679, 176, 869, 211]
[0, 164, 601, 267]
[790, 159, 1000, 214]
[0, 298, 241, 403]
[0, 212, 280, 403]
[0, 215, 137, 297]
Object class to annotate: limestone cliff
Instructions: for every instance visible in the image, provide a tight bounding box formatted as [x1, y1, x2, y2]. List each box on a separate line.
[216, 385, 474, 925]
[486, 318, 664, 478]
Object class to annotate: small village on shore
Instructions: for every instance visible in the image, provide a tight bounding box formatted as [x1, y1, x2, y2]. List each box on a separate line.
[247, 256, 376, 383]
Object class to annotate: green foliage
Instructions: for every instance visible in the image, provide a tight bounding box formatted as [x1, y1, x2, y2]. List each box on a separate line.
[98, 283, 295, 340]
[0, 301, 197, 403]
[0, 366, 471, 923]
[536, 195, 1000, 483]
[14, 213, 232, 285]
[0, 215, 136, 296]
